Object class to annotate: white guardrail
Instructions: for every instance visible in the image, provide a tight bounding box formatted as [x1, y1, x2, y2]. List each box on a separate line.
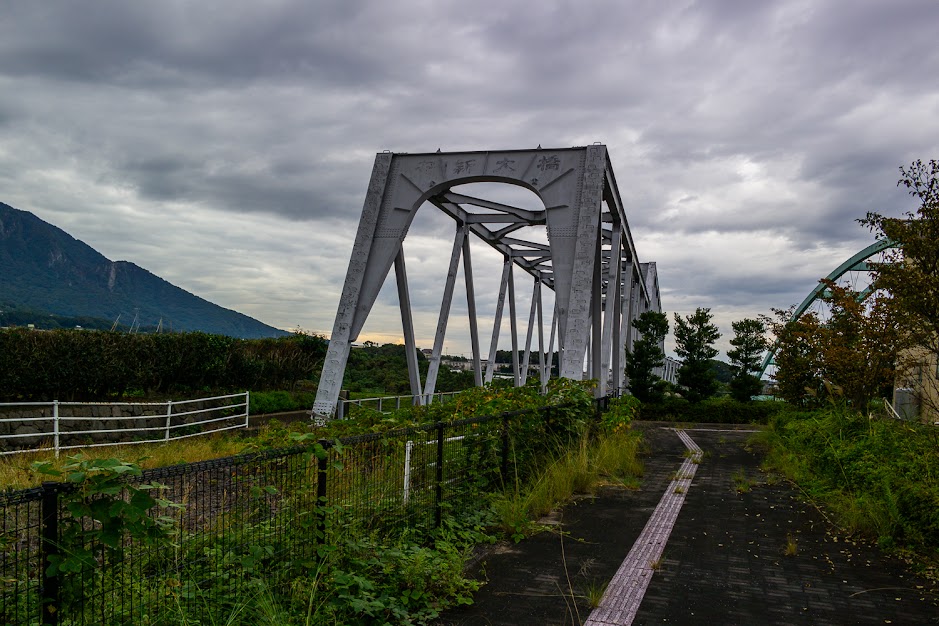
[0, 392, 249, 457]
[337, 390, 461, 419]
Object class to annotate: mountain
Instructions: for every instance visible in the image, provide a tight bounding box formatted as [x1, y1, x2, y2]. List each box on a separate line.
[0, 202, 289, 339]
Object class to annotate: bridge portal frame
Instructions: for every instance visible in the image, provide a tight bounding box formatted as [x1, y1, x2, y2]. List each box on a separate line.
[313, 145, 658, 418]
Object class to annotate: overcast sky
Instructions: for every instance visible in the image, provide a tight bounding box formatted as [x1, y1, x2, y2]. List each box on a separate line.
[2, 0, 938, 359]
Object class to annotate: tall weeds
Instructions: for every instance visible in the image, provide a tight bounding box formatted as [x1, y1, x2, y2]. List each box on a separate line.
[493, 427, 643, 540]
[760, 404, 939, 564]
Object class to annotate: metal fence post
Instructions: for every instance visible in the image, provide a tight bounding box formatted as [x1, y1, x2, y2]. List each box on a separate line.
[316, 440, 330, 547]
[434, 421, 444, 529]
[244, 391, 250, 429]
[52, 401, 59, 459]
[500, 413, 510, 484]
[164, 400, 173, 442]
[40, 482, 60, 626]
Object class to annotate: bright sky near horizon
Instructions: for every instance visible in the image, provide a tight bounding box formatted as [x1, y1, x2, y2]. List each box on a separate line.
[2, 1, 937, 358]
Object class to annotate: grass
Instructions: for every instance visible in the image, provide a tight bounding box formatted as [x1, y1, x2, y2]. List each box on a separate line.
[759, 405, 939, 580]
[784, 533, 799, 556]
[731, 469, 753, 493]
[0, 432, 251, 489]
[582, 580, 608, 609]
[492, 428, 644, 541]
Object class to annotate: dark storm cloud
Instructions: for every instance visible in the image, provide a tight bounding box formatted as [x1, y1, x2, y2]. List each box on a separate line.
[1, 0, 937, 346]
[0, 1, 417, 89]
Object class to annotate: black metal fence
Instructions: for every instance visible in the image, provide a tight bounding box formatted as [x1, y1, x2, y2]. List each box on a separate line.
[0, 398, 606, 625]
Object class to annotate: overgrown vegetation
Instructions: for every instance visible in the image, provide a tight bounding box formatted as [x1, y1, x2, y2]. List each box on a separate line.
[3, 380, 642, 624]
[344, 343, 476, 395]
[492, 394, 643, 542]
[636, 396, 785, 424]
[758, 403, 939, 574]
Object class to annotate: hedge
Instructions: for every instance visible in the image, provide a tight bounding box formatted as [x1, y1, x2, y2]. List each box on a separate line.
[0, 328, 327, 401]
[638, 396, 787, 424]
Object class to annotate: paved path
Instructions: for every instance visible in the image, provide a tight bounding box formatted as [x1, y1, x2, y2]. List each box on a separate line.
[438, 423, 939, 625]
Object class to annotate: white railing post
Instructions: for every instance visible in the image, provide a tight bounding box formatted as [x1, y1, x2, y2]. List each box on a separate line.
[164, 400, 173, 442]
[53, 400, 60, 458]
[403, 440, 414, 504]
[245, 391, 250, 429]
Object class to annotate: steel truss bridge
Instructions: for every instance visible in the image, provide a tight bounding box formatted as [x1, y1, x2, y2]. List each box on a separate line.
[313, 146, 663, 418]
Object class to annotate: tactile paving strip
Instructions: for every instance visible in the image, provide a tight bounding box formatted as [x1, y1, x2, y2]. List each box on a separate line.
[584, 428, 701, 626]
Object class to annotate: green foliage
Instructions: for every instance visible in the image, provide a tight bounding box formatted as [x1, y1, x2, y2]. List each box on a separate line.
[761, 406, 939, 560]
[727, 318, 769, 402]
[673, 308, 721, 403]
[31, 455, 181, 577]
[860, 159, 939, 418]
[250, 390, 317, 415]
[729, 374, 763, 402]
[13, 381, 617, 624]
[708, 359, 734, 384]
[625, 311, 669, 403]
[637, 396, 785, 424]
[601, 395, 640, 434]
[769, 282, 902, 410]
[344, 343, 477, 395]
[0, 328, 326, 401]
[315, 535, 480, 624]
[492, 427, 643, 543]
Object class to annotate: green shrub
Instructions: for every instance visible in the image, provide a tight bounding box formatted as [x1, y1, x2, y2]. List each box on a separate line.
[638, 395, 785, 424]
[0, 328, 326, 401]
[763, 406, 939, 558]
[249, 390, 316, 415]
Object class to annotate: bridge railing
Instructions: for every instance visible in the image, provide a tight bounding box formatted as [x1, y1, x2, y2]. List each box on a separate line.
[335, 390, 462, 419]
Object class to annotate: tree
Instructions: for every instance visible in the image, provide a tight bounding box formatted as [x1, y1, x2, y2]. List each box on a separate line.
[727, 318, 769, 402]
[768, 281, 903, 409]
[768, 307, 825, 406]
[859, 158, 939, 417]
[673, 308, 720, 402]
[624, 311, 669, 403]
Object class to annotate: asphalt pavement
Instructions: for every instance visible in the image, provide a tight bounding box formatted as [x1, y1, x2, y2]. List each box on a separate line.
[437, 422, 939, 626]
